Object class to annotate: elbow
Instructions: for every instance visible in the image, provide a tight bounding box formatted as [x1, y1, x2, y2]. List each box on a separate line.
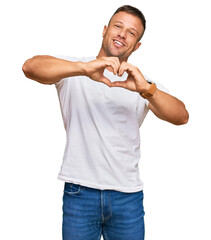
[22, 55, 43, 78]
[22, 55, 56, 84]
[183, 111, 189, 124]
[174, 109, 189, 125]
[22, 57, 35, 78]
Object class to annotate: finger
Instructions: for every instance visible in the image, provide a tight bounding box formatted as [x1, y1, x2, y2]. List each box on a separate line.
[104, 57, 121, 75]
[102, 60, 117, 75]
[109, 62, 118, 75]
[107, 58, 120, 75]
[118, 62, 130, 76]
[111, 81, 126, 88]
[100, 76, 112, 87]
[113, 57, 121, 73]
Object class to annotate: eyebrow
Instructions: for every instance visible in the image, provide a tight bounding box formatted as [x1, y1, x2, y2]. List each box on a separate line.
[113, 20, 138, 33]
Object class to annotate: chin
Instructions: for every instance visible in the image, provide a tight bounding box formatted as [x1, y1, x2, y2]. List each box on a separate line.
[103, 46, 128, 60]
[109, 51, 125, 59]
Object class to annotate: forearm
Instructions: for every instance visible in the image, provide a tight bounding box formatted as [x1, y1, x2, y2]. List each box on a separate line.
[22, 55, 86, 84]
[147, 89, 189, 125]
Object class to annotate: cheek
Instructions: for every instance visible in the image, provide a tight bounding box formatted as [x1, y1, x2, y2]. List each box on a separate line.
[128, 40, 139, 51]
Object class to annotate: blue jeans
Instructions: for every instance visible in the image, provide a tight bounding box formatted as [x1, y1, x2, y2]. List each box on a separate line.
[62, 182, 145, 240]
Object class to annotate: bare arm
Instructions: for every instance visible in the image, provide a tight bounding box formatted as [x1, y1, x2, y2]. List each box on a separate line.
[110, 61, 189, 125]
[22, 55, 120, 85]
[148, 89, 189, 125]
[22, 55, 87, 84]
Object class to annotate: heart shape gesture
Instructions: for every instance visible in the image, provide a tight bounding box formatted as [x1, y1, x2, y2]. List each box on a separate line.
[84, 57, 150, 94]
[110, 61, 150, 94]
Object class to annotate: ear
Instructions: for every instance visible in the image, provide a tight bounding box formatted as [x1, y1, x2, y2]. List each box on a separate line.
[133, 41, 142, 52]
[102, 25, 108, 37]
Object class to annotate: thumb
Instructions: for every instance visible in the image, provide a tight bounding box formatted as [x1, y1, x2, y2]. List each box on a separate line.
[100, 76, 112, 87]
[110, 81, 126, 88]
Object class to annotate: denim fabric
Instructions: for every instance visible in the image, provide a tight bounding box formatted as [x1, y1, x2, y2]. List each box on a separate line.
[62, 182, 145, 240]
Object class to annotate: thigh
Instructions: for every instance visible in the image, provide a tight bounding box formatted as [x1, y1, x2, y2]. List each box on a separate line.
[62, 183, 102, 240]
[102, 190, 145, 240]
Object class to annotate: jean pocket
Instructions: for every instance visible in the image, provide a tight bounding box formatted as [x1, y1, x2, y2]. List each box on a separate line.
[64, 182, 81, 195]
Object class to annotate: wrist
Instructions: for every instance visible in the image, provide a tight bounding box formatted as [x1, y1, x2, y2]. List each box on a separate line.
[138, 81, 152, 95]
[139, 82, 157, 99]
[141, 82, 152, 93]
[75, 61, 87, 76]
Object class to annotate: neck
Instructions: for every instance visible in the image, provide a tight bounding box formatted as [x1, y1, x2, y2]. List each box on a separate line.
[96, 46, 128, 64]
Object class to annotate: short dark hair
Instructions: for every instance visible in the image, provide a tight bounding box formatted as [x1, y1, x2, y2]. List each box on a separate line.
[109, 5, 146, 40]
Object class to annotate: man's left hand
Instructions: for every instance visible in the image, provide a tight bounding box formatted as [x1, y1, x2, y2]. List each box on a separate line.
[111, 62, 150, 94]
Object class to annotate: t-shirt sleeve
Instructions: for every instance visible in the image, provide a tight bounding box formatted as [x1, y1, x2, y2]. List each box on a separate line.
[52, 55, 79, 89]
[53, 56, 80, 118]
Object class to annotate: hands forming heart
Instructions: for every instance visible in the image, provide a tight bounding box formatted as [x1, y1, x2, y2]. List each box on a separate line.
[84, 57, 150, 94]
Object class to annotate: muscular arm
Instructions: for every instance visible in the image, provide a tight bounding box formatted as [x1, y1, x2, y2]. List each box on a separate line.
[22, 55, 119, 85]
[110, 61, 189, 126]
[147, 89, 189, 125]
[22, 55, 86, 84]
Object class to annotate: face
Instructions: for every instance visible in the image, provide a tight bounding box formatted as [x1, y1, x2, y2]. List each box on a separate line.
[100, 11, 144, 62]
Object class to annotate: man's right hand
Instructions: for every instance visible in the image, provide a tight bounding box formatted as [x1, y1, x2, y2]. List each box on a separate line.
[84, 57, 120, 87]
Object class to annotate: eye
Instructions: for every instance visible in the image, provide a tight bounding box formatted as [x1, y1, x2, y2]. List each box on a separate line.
[129, 31, 135, 36]
[115, 24, 121, 28]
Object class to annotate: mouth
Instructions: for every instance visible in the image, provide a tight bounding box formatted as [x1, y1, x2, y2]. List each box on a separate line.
[113, 39, 125, 47]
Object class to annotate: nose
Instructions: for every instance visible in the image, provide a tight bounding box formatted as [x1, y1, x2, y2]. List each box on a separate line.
[118, 29, 127, 39]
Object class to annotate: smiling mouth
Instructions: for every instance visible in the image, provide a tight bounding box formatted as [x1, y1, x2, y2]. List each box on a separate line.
[113, 40, 125, 46]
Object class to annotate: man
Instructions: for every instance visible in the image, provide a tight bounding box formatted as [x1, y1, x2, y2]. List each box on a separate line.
[22, 5, 189, 240]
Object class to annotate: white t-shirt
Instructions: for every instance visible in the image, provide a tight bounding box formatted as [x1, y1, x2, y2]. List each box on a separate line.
[55, 56, 167, 193]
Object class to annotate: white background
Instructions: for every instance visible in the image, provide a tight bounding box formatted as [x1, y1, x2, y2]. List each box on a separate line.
[0, 0, 210, 239]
